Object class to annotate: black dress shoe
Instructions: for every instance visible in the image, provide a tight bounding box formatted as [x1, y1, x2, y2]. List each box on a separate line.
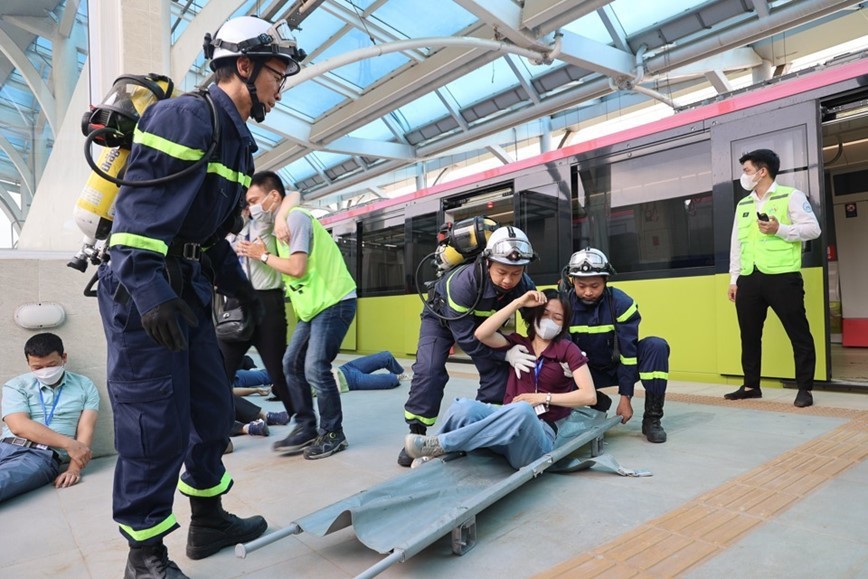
[794, 390, 813, 408]
[724, 386, 762, 400]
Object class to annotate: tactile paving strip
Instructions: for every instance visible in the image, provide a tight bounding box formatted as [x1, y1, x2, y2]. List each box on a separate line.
[537, 395, 868, 578]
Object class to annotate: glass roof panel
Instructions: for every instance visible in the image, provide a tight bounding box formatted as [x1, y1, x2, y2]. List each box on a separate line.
[292, 7, 346, 53]
[393, 91, 449, 130]
[348, 118, 393, 141]
[310, 150, 352, 168]
[317, 28, 410, 89]
[611, 0, 709, 35]
[561, 11, 612, 45]
[284, 157, 318, 182]
[370, 0, 478, 38]
[441, 58, 520, 109]
[281, 81, 346, 118]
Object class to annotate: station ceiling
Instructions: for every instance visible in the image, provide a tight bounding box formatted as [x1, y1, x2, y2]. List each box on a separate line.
[0, 0, 866, 233]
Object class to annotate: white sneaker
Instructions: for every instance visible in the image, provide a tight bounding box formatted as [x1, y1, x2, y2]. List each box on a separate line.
[397, 373, 412, 382]
[410, 456, 434, 468]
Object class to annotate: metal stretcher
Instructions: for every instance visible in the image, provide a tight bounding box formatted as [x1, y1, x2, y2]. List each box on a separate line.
[237, 412, 626, 578]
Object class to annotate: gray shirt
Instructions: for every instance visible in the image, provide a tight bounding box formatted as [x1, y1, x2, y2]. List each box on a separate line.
[228, 216, 283, 291]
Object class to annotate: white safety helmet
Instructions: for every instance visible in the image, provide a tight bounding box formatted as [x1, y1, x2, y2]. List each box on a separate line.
[483, 226, 536, 266]
[206, 16, 303, 75]
[568, 248, 613, 277]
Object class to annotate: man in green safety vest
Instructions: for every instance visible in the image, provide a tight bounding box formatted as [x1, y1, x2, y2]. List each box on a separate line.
[724, 149, 821, 407]
[245, 200, 357, 460]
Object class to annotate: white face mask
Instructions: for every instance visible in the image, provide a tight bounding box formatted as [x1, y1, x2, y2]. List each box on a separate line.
[535, 318, 562, 341]
[33, 365, 65, 386]
[740, 172, 758, 191]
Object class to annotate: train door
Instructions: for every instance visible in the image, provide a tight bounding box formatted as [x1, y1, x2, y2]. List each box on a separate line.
[710, 100, 829, 383]
[821, 95, 868, 384]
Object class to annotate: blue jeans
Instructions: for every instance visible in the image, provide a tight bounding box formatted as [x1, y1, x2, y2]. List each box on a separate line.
[283, 299, 356, 434]
[436, 398, 556, 469]
[233, 369, 270, 388]
[0, 443, 60, 503]
[340, 351, 403, 390]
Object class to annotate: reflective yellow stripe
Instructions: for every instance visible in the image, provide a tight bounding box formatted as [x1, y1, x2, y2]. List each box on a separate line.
[569, 324, 615, 334]
[110, 233, 168, 255]
[446, 267, 470, 313]
[133, 127, 205, 161]
[404, 410, 437, 426]
[207, 162, 252, 187]
[640, 371, 669, 380]
[616, 301, 638, 323]
[177, 471, 232, 497]
[473, 309, 496, 317]
[119, 514, 177, 542]
[621, 356, 638, 366]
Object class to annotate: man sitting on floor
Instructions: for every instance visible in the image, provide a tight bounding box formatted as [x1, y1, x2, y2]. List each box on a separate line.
[1, 332, 99, 503]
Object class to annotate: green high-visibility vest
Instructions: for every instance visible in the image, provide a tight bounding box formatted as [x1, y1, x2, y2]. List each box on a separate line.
[736, 186, 802, 275]
[276, 207, 356, 321]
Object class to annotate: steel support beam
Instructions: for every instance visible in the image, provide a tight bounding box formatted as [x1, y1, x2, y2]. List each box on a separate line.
[171, 0, 245, 83]
[597, 4, 629, 53]
[0, 27, 57, 134]
[522, 0, 614, 34]
[0, 132, 33, 199]
[326, 135, 416, 161]
[557, 30, 635, 78]
[487, 144, 514, 164]
[704, 70, 733, 93]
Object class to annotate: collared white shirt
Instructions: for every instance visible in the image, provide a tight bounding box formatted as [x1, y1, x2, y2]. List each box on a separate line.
[729, 181, 821, 284]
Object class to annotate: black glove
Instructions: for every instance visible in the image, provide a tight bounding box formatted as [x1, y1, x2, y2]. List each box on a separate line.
[235, 282, 265, 326]
[141, 298, 199, 352]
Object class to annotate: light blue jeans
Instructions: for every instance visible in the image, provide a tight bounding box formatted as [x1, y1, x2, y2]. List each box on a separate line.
[0, 443, 60, 503]
[436, 398, 556, 469]
[339, 351, 404, 390]
[233, 369, 271, 388]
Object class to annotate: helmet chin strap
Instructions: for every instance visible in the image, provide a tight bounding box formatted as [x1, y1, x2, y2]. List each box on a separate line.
[239, 61, 266, 123]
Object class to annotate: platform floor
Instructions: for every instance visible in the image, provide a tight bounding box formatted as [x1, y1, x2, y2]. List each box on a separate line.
[2, 356, 867, 578]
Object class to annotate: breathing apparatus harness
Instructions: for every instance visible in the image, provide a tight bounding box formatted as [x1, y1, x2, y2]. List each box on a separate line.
[81, 74, 220, 188]
[414, 216, 497, 322]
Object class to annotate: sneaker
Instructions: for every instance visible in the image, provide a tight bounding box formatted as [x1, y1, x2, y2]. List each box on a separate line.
[265, 411, 290, 426]
[794, 390, 813, 408]
[246, 419, 269, 437]
[332, 368, 349, 393]
[272, 427, 317, 454]
[724, 386, 762, 400]
[410, 456, 434, 468]
[397, 373, 411, 382]
[397, 447, 413, 467]
[303, 431, 348, 460]
[404, 434, 445, 459]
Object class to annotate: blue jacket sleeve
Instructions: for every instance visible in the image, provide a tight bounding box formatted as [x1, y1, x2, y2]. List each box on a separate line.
[442, 266, 503, 361]
[109, 98, 212, 315]
[613, 289, 641, 396]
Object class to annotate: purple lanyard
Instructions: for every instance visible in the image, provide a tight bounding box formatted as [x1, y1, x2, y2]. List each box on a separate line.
[37, 385, 64, 427]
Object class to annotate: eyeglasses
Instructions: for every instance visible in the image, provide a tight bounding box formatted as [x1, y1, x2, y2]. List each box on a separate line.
[262, 63, 290, 92]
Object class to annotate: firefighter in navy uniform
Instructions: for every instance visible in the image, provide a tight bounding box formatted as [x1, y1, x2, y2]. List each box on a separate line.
[398, 226, 539, 467]
[96, 17, 304, 579]
[564, 248, 669, 443]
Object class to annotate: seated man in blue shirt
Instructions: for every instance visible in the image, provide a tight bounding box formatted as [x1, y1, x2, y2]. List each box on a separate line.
[1, 332, 100, 503]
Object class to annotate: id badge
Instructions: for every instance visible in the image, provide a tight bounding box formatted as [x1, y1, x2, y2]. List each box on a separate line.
[533, 403, 547, 416]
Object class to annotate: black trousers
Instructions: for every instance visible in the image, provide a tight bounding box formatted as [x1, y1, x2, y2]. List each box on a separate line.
[735, 270, 815, 391]
[218, 289, 294, 416]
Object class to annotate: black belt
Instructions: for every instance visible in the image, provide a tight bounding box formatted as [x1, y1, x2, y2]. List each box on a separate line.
[167, 241, 203, 261]
[1, 437, 61, 462]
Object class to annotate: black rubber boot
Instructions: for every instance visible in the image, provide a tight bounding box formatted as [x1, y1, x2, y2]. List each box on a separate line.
[186, 496, 268, 560]
[641, 392, 667, 443]
[124, 542, 188, 579]
[398, 423, 427, 467]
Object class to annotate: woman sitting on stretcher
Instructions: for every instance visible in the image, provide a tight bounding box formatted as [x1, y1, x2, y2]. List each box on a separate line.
[403, 289, 597, 469]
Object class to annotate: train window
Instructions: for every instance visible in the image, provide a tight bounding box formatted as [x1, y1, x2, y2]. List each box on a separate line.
[731, 125, 811, 199]
[573, 140, 714, 274]
[406, 213, 440, 293]
[518, 188, 561, 283]
[359, 222, 405, 296]
[335, 229, 359, 284]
